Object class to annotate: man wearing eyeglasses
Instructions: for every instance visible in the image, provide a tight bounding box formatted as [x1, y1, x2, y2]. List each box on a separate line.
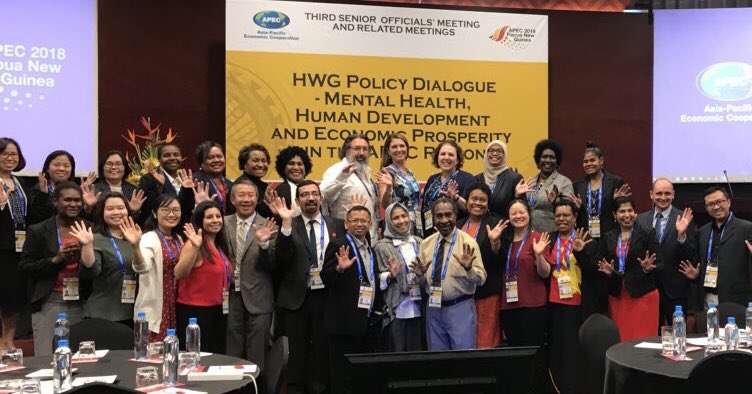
[677, 186, 752, 311]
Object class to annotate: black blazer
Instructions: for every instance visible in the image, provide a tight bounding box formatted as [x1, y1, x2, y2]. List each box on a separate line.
[18, 216, 92, 311]
[93, 180, 136, 201]
[636, 206, 696, 300]
[573, 171, 625, 237]
[26, 184, 56, 226]
[234, 172, 272, 218]
[548, 230, 605, 319]
[599, 225, 663, 298]
[274, 215, 345, 311]
[691, 216, 752, 307]
[458, 214, 504, 299]
[0, 176, 28, 251]
[274, 181, 294, 210]
[192, 170, 235, 215]
[475, 169, 523, 220]
[420, 170, 475, 236]
[321, 236, 383, 337]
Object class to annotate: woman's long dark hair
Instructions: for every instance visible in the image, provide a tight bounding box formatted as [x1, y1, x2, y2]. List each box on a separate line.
[92, 191, 132, 236]
[190, 200, 229, 261]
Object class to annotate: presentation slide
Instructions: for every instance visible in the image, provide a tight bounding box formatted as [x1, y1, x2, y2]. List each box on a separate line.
[654, 8, 752, 183]
[0, 0, 97, 176]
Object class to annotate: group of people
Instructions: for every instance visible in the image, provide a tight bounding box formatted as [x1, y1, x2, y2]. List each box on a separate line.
[1, 133, 751, 394]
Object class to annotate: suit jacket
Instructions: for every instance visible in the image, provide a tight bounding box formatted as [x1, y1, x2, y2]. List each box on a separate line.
[636, 206, 696, 300]
[274, 181, 294, 210]
[599, 225, 663, 298]
[573, 171, 625, 237]
[93, 180, 136, 201]
[18, 216, 92, 311]
[691, 215, 752, 307]
[26, 184, 56, 226]
[224, 213, 277, 314]
[0, 175, 28, 251]
[475, 169, 523, 221]
[457, 214, 504, 299]
[321, 236, 383, 337]
[193, 170, 235, 215]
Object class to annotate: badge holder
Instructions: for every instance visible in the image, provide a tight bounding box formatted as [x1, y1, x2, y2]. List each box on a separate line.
[233, 268, 241, 292]
[14, 230, 26, 253]
[357, 284, 374, 310]
[63, 277, 80, 301]
[588, 217, 601, 238]
[704, 262, 719, 289]
[121, 276, 137, 304]
[222, 288, 230, 314]
[309, 267, 325, 289]
[408, 283, 422, 301]
[558, 275, 573, 299]
[429, 286, 442, 308]
[506, 278, 519, 303]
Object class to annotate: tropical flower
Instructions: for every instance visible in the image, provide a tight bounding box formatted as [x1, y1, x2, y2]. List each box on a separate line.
[121, 116, 179, 184]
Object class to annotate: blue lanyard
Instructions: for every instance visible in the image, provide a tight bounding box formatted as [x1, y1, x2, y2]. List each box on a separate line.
[587, 172, 603, 217]
[555, 230, 575, 272]
[155, 228, 180, 261]
[427, 170, 457, 205]
[707, 212, 733, 261]
[390, 164, 419, 207]
[506, 229, 529, 279]
[355, 172, 374, 198]
[218, 248, 231, 287]
[312, 217, 326, 264]
[4, 177, 26, 227]
[394, 238, 419, 274]
[345, 233, 375, 283]
[108, 232, 127, 274]
[431, 229, 457, 282]
[462, 220, 481, 239]
[208, 176, 226, 209]
[54, 218, 64, 249]
[616, 229, 633, 273]
[527, 180, 542, 208]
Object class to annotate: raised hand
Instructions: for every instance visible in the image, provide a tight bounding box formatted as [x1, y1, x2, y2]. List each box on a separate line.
[515, 178, 531, 197]
[547, 185, 560, 204]
[69, 220, 94, 246]
[458, 243, 477, 270]
[128, 189, 146, 212]
[0, 185, 8, 206]
[253, 217, 278, 244]
[675, 207, 693, 237]
[569, 193, 582, 208]
[38, 172, 49, 193]
[486, 219, 509, 243]
[597, 258, 615, 276]
[145, 161, 165, 186]
[638, 250, 657, 272]
[273, 196, 295, 222]
[264, 188, 279, 216]
[345, 194, 368, 211]
[183, 223, 203, 247]
[336, 245, 357, 272]
[387, 257, 401, 279]
[533, 232, 550, 256]
[119, 216, 143, 245]
[439, 180, 459, 200]
[572, 228, 592, 252]
[411, 256, 431, 277]
[341, 163, 358, 175]
[192, 181, 216, 204]
[81, 171, 97, 188]
[374, 170, 393, 188]
[678, 260, 699, 280]
[81, 183, 100, 208]
[613, 184, 632, 199]
[177, 169, 194, 189]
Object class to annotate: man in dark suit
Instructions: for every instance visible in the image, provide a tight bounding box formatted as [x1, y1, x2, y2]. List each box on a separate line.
[678, 186, 752, 311]
[636, 178, 696, 326]
[272, 180, 345, 394]
[224, 180, 277, 373]
[320, 205, 382, 394]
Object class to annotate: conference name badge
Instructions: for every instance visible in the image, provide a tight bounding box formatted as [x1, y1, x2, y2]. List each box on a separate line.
[429, 286, 442, 308]
[409, 283, 422, 301]
[63, 277, 79, 301]
[358, 285, 374, 310]
[121, 277, 137, 304]
[14, 230, 26, 253]
[222, 289, 230, 315]
[424, 211, 433, 232]
[588, 218, 601, 238]
[506, 280, 519, 303]
[309, 267, 325, 290]
[558, 275, 573, 299]
[704, 265, 718, 288]
[233, 267, 241, 292]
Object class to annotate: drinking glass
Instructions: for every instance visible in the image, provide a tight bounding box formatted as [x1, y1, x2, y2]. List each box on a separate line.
[78, 341, 96, 358]
[135, 366, 160, 388]
[660, 326, 674, 356]
[1, 348, 23, 367]
[147, 342, 164, 360]
[19, 379, 41, 394]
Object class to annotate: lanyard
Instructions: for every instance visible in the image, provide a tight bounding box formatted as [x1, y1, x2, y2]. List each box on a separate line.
[54, 218, 64, 249]
[345, 233, 375, 283]
[155, 228, 181, 261]
[616, 229, 633, 273]
[506, 229, 530, 278]
[527, 177, 543, 208]
[208, 176, 226, 209]
[4, 177, 26, 227]
[355, 171, 374, 198]
[109, 232, 127, 275]
[218, 248, 231, 287]
[462, 220, 481, 239]
[587, 172, 604, 217]
[707, 212, 733, 261]
[431, 229, 458, 282]
[555, 230, 575, 272]
[427, 170, 457, 206]
[390, 164, 419, 207]
[394, 238, 419, 274]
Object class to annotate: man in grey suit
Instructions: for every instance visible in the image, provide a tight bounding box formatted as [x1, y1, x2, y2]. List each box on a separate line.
[272, 180, 345, 394]
[636, 178, 696, 326]
[224, 180, 278, 372]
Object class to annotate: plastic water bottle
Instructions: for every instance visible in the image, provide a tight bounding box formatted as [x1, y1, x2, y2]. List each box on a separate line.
[672, 305, 686, 360]
[706, 303, 721, 355]
[134, 311, 149, 360]
[53, 339, 72, 393]
[53, 313, 69, 350]
[725, 317, 739, 351]
[163, 328, 179, 387]
[186, 317, 201, 362]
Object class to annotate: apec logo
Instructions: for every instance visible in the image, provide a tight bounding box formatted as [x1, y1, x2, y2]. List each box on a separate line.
[696, 62, 752, 101]
[253, 11, 290, 29]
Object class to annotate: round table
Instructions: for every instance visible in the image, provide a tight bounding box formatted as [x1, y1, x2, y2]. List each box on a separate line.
[3, 350, 259, 393]
[604, 337, 702, 394]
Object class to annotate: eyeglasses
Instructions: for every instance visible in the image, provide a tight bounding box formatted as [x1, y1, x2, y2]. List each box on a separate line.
[0, 152, 19, 159]
[158, 207, 181, 215]
[104, 162, 124, 168]
[486, 148, 504, 156]
[705, 199, 728, 209]
[299, 191, 320, 199]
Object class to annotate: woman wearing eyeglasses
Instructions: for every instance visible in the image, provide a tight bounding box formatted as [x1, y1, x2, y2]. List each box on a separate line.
[474, 141, 523, 221]
[90, 150, 145, 215]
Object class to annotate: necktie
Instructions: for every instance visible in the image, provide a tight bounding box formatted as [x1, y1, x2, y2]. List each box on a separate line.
[432, 238, 445, 285]
[655, 212, 665, 243]
[236, 220, 248, 258]
[309, 220, 318, 268]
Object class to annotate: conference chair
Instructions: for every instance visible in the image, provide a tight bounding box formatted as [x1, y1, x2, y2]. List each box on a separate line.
[262, 336, 290, 394]
[687, 351, 752, 393]
[578, 314, 621, 394]
[67, 318, 134, 351]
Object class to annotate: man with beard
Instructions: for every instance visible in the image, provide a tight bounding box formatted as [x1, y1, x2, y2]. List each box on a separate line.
[416, 197, 485, 350]
[321, 134, 380, 240]
[272, 180, 345, 394]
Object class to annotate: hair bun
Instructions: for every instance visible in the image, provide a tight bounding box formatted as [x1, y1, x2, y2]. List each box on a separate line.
[585, 140, 598, 149]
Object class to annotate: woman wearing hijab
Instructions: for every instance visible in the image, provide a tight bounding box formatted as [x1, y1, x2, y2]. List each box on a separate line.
[374, 202, 424, 351]
[474, 141, 523, 220]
